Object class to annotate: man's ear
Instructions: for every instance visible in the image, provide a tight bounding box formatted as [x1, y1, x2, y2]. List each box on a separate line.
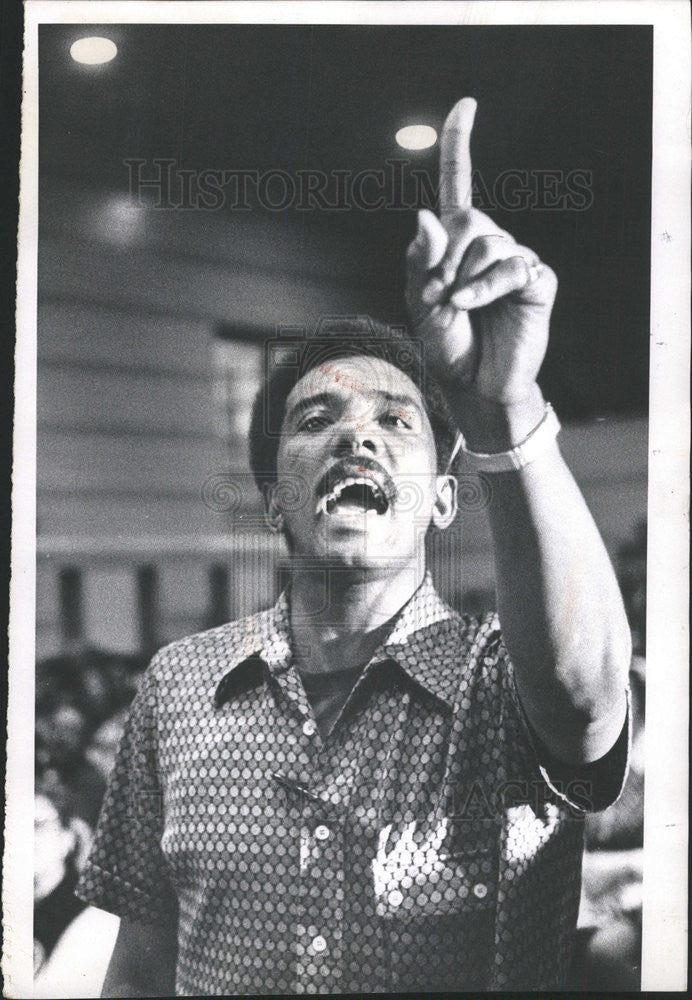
[263, 483, 284, 534]
[431, 474, 457, 530]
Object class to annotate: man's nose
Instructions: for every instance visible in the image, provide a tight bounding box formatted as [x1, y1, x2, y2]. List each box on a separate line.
[333, 421, 378, 456]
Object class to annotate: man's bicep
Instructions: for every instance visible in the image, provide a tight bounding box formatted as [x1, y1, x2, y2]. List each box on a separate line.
[101, 916, 178, 998]
[502, 640, 631, 813]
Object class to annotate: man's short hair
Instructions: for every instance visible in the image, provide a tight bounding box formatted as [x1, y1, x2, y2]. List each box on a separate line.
[248, 317, 460, 500]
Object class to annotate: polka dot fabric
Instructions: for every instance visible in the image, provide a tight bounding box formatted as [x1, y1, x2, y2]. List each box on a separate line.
[76, 574, 629, 993]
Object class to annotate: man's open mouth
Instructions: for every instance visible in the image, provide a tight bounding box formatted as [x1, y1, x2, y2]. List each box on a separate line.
[316, 476, 389, 517]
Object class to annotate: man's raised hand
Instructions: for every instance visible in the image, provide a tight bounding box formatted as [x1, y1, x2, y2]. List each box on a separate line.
[405, 98, 558, 410]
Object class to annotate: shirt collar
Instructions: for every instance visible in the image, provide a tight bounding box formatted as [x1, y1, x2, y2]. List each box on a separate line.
[214, 573, 461, 709]
[212, 593, 292, 707]
[378, 572, 460, 709]
[382, 571, 454, 645]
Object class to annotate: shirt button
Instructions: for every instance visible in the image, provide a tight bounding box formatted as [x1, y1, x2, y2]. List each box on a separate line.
[388, 889, 404, 908]
[473, 882, 488, 899]
[314, 824, 330, 841]
[302, 719, 317, 737]
[312, 935, 327, 953]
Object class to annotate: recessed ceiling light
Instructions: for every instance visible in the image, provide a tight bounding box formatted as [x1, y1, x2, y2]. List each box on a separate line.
[70, 37, 118, 65]
[395, 125, 437, 151]
[95, 196, 145, 245]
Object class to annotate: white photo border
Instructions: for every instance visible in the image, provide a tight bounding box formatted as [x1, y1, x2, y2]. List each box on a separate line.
[6, 2, 689, 995]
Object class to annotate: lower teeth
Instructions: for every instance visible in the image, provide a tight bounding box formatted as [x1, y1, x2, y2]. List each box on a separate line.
[316, 498, 382, 516]
[316, 489, 387, 516]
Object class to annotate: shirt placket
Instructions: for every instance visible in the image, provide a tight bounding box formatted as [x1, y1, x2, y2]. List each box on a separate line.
[268, 664, 346, 994]
[295, 798, 345, 994]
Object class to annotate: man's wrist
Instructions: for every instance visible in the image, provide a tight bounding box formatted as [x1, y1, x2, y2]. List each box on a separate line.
[453, 383, 547, 453]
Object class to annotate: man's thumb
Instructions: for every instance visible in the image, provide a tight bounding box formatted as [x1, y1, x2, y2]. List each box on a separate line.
[407, 208, 448, 272]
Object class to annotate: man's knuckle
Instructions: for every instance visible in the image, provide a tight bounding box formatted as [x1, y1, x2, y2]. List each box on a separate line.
[462, 239, 486, 268]
[507, 255, 528, 278]
[444, 214, 470, 236]
[543, 265, 558, 288]
[474, 276, 491, 298]
[476, 235, 497, 255]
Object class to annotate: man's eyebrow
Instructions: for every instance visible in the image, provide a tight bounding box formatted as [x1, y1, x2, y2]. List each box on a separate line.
[286, 388, 424, 424]
[378, 391, 423, 413]
[285, 392, 338, 423]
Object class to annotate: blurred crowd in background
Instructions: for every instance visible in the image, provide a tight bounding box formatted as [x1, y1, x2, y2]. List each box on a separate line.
[34, 648, 146, 993]
[33, 521, 647, 994]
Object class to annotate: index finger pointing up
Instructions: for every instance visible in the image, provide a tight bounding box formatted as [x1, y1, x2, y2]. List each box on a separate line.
[439, 97, 477, 220]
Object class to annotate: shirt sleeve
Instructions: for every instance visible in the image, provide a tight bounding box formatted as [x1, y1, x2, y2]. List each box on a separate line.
[475, 613, 631, 815]
[75, 657, 179, 925]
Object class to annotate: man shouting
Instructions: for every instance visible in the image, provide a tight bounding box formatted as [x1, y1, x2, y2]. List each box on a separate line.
[78, 98, 631, 993]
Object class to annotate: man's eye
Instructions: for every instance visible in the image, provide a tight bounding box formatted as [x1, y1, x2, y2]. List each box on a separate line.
[381, 412, 412, 429]
[298, 414, 332, 432]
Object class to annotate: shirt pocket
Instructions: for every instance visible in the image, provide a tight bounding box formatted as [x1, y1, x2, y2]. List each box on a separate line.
[378, 852, 497, 991]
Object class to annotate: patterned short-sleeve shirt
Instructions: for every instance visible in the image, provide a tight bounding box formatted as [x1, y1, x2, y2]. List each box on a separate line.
[77, 574, 629, 993]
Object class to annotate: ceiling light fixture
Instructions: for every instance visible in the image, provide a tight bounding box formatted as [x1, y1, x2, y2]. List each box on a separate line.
[395, 125, 437, 151]
[95, 196, 145, 246]
[70, 37, 118, 65]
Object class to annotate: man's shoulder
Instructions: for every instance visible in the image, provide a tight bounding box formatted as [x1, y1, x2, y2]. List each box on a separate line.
[410, 603, 502, 648]
[148, 607, 273, 681]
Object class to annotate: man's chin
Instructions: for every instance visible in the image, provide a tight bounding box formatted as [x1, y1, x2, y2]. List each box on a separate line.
[290, 525, 417, 570]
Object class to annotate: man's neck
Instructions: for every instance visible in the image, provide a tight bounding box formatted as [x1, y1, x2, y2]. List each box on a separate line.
[289, 563, 425, 675]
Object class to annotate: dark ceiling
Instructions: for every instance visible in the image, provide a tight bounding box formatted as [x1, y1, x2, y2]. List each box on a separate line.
[39, 23, 652, 417]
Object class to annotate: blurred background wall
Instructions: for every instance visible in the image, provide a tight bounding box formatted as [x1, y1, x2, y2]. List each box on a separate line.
[36, 169, 648, 657]
[36, 23, 651, 662]
[36, 23, 651, 661]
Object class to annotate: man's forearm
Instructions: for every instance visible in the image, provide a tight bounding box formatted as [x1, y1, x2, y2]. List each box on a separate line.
[486, 442, 630, 763]
[455, 388, 631, 764]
